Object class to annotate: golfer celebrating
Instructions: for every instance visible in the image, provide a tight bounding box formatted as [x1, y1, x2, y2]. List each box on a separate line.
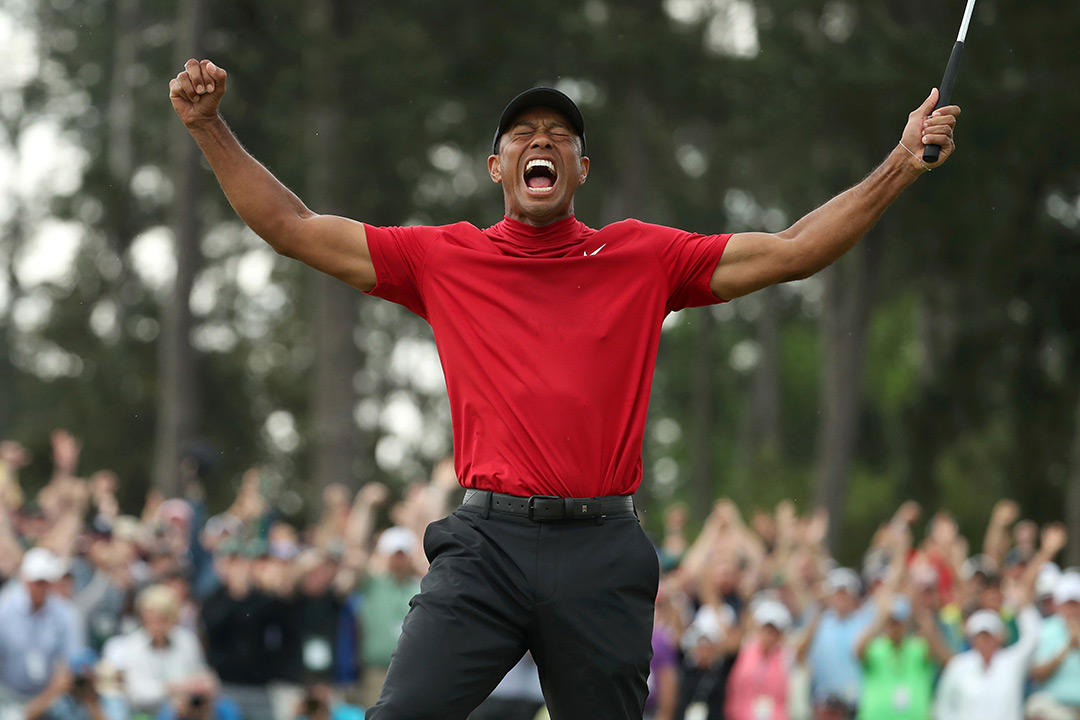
[170, 59, 960, 719]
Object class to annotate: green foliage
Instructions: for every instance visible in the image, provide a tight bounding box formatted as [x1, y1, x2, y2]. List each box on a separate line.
[2, 0, 1079, 538]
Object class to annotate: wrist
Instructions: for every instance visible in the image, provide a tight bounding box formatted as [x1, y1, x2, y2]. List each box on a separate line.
[893, 143, 931, 178]
[185, 113, 226, 136]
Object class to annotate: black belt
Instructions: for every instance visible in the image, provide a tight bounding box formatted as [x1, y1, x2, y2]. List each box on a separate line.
[462, 489, 636, 521]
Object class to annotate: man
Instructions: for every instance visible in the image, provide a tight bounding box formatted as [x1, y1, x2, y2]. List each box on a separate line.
[0, 548, 85, 709]
[1026, 572, 1080, 719]
[933, 607, 1041, 720]
[798, 567, 876, 717]
[170, 59, 959, 719]
[23, 650, 109, 720]
[101, 584, 207, 715]
[853, 594, 951, 720]
[933, 525, 1064, 720]
[352, 526, 423, 708]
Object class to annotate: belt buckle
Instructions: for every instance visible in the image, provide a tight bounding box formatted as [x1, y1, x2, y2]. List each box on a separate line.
[565, 498, 601, 519]
[527, 495, 562, 520]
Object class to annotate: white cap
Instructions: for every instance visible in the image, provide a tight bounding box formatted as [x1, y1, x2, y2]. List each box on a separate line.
[1036, 562, 1062, 599]
[375, 527, 417, 556]
[1053, 572, 1080, 606]
[21, 547, 65, 583]
[681, 604, 735, 650]
[961, 554, 999, 580]
[824, 567, 861, 596]
[752, 599, 792, 632]
[965, 609, 1005, 638]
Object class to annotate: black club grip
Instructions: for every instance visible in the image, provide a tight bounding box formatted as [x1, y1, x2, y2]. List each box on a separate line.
[923, 40, 964, 164]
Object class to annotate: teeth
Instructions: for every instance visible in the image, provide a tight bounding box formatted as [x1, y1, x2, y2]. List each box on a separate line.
[526, 159, 556, 173]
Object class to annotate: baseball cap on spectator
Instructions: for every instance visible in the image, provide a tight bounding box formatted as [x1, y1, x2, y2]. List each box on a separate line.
[204, 513, 243, 542]
[911, 563, 940, 589]
[21, 547, 65, 582]
[1052, 572, 1080, 606]
[965, 609, 1005, 638]
[157, 498, 193, 526]
[1037, 562, 1062, 599]
[752, 599, 792, 632]
[682, 603, 736, 651]
[961, 554, 999, 581]
[376, 527, 417, 556]
[112, 515, 141, 542]
[824, 567, 861, 596]
[888, 594, 912, 622]
[861, 549, 891, 587]
[269, 538, 300, 560]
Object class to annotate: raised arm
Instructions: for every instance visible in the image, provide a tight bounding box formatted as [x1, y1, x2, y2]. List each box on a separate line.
[710, 89, 960, 300]
[169, 59, 376, 291]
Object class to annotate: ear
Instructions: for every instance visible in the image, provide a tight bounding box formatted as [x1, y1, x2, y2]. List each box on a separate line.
[578, 156, 590, 185]
[487, 155, 502, 184]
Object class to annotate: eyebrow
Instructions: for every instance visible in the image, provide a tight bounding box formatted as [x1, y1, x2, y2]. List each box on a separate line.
[511, 120, 572, 132]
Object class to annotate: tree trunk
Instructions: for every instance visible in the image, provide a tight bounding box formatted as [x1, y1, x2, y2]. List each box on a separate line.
[154, 0, 205, 495]
[306, 0, 362, 491]
[1066, 388, 1080, 566]
[813, 237, 877, 553]
[689, 311, 716, 522]
[741, 285, 782, 468]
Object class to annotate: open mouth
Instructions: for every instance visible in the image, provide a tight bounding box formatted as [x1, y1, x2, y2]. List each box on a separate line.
[524, 159, 557, 194]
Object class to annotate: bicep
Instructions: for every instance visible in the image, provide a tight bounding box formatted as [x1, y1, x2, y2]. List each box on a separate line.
[280, 213, 376, 292]
[709, 231, 802, 300]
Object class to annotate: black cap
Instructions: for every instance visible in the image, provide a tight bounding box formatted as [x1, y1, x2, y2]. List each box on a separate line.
[492, 87, 586, 155]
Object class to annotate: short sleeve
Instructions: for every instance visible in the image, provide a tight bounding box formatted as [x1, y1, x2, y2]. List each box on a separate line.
[639, 221, 731, 312]
[1033, 617, 1066, 663]
[363, 224, 439, 319]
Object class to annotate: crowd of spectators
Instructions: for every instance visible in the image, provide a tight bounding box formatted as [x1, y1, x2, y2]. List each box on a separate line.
[645, 499, 1079, 720]
[1, 430, 1078, 720]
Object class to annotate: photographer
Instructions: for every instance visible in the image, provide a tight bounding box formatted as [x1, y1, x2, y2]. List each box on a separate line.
[156, 674, 239, 720]
[288, 683, 362, 720]
[23, 653, 108, 720]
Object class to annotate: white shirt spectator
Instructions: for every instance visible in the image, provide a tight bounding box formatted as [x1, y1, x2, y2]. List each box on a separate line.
[102, 626, 206, 712]
[933, 605, 1041, 720]
[0, 549, 85, 699]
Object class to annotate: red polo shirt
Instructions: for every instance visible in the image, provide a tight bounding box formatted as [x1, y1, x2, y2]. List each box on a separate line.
[364, 215, 729, 498]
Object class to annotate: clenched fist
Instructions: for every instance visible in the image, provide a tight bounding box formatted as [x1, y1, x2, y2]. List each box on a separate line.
[169, 58, 227, 127]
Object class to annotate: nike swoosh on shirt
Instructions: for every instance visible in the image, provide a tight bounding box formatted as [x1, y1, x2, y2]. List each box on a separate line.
[583, 243, 607, 256]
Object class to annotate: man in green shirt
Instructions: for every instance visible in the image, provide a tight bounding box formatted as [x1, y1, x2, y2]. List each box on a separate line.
[854, 594, 952, 720]
[355, 527, 423, 709]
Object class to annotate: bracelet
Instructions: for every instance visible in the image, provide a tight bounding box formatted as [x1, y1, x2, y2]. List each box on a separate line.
[898, 141, 931, 173]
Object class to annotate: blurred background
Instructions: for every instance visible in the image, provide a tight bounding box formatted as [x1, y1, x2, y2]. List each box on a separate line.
[1, 0, 1078, 564]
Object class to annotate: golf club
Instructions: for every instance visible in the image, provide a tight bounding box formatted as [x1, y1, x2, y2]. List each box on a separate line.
[924, 0, 978, 163]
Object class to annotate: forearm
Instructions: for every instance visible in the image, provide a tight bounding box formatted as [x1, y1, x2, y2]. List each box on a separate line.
[921, 621, 953, 666]
[779, 147, 923, 278]
[983, 521, 1011, 565]
[1030, 646, 1071, 682]
[186, 116, 312, 252]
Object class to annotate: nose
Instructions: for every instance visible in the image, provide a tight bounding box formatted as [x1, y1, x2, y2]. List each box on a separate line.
[530, 133, 553, 149]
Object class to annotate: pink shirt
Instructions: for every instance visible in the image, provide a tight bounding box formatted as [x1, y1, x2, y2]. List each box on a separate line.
[725, 639, 791, 720]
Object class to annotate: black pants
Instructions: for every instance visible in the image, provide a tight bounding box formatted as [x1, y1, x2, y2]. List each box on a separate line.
[367, 504, 659, 720]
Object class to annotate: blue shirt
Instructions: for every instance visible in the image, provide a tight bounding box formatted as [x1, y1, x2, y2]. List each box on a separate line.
[0, 584, 85, 698]
[1033, 615, 1080, 706]
[808, 602, 876, 704]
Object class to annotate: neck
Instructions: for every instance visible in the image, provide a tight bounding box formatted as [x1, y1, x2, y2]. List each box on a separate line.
[503, 203, 575, 227]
